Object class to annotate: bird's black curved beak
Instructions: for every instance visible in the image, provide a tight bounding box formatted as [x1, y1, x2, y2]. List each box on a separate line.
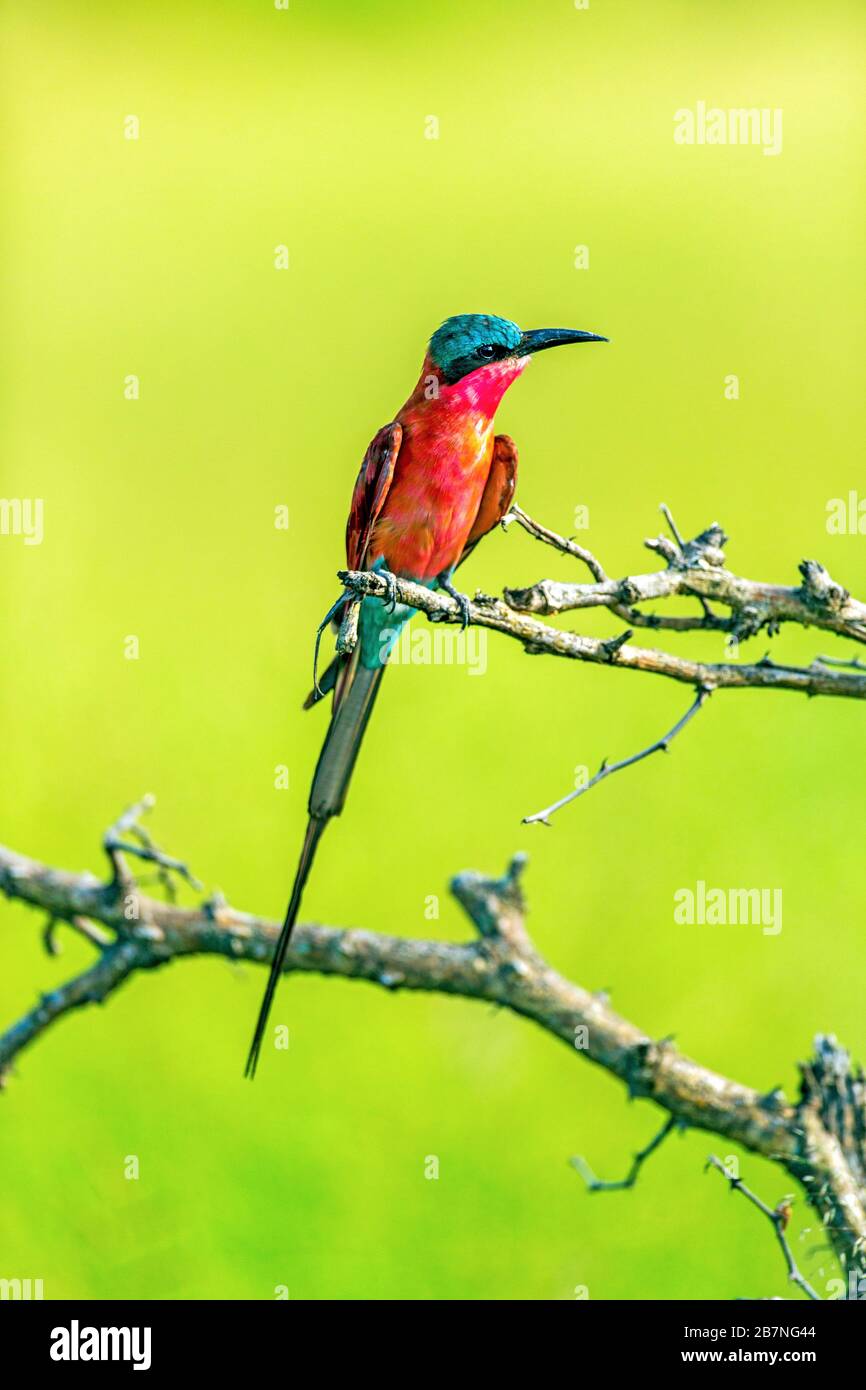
[516, 327, 608, 357]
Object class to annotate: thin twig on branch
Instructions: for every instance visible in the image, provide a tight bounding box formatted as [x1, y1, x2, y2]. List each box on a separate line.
[523, 687, 711, 826]
[1, 804, 865, 1290]
[571, 1115, 681, 1193]
[706, 1155, 820, 1301]
[103, 793, 202, 898]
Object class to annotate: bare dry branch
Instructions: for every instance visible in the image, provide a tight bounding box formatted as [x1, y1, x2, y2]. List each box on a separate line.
[504, 513, 866, 647]
[334, 508, 866, 709]
[1, 806, 865, 1288]
[337, 576, 866, 701]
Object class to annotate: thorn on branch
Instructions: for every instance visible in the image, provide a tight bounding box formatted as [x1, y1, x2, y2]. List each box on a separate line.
[600, 629, 632, 661]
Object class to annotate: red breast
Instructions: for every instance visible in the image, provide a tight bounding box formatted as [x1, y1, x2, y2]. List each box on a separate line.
[370, 355, 529, 580]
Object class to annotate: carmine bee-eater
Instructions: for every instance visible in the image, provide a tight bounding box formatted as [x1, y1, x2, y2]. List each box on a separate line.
[245, 313, 606, 1077]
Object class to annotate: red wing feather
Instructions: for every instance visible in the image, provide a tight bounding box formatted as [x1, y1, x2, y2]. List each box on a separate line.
[346, 422, 402, 571]
[458, 433, 518, 566]
[305, 423, 402, 713]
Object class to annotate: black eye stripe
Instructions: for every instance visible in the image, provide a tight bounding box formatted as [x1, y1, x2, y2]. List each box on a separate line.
[440, 340, 513, 383]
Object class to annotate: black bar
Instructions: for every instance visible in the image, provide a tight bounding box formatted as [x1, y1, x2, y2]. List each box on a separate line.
[2, 1295, 859, 1374]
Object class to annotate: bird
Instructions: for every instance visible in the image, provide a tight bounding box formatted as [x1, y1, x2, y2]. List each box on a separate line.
[245, 312, 606, 1077]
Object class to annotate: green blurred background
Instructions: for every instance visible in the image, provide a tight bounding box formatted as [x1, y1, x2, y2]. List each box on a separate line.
[2, 0, 864, 1300]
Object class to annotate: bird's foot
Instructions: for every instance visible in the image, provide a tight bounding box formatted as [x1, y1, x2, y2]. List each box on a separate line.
[378, 568, 399, 612]
[437, 576, 472, 629]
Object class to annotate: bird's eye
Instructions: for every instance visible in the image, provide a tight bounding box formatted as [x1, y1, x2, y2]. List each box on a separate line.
[477, 344, 497, 360]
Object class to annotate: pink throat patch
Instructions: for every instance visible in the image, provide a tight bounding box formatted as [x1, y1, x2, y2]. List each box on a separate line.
[404, 354, 530, 422]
